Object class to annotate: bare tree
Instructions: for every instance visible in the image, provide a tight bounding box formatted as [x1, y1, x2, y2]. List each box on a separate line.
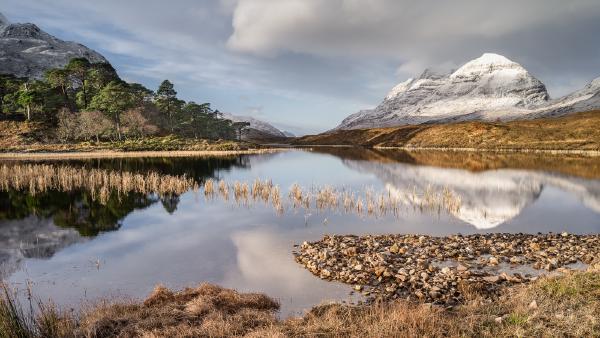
[55, 108, 79, 142]
[78, 111, 113, 143]
[122, 108, 159, 139]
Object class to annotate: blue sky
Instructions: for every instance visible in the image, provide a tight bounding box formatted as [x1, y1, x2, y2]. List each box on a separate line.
[3, 0, 600, 135]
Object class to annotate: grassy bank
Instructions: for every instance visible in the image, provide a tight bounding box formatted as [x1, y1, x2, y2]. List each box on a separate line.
[2, 268, 599, 337]
[294, 111, 600, 152]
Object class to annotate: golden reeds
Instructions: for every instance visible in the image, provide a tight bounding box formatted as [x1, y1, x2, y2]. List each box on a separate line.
[0, 163, 197, 205]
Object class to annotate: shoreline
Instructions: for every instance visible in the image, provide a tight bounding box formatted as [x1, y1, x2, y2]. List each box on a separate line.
[374, 146, 600, 156]
[0, 148, 286, 160]
[296, 144, 600, 156]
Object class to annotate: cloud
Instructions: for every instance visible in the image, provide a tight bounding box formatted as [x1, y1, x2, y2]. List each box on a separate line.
[227, 0, 600, 97]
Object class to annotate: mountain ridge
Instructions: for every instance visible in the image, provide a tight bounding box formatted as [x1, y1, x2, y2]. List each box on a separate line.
[335, 53, 599, 130]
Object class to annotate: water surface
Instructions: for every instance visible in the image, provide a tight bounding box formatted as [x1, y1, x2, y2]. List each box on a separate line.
[1, 148, 599, 316]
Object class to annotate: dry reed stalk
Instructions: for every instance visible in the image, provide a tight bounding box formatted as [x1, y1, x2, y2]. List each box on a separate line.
[204, 179, 215, 197]
[218, 180, 229, 200]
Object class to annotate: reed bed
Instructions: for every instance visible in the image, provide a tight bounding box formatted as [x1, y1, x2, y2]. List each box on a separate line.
[0, 163, 198, 205]
[0, 163, 462, 219]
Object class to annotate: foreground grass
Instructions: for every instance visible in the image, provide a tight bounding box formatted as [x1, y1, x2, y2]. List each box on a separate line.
[295, 110, 600, 152]
[2, 268, 599, 337]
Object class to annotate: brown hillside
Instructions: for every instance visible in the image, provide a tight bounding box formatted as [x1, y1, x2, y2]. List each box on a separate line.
[294, 111, 600, 151]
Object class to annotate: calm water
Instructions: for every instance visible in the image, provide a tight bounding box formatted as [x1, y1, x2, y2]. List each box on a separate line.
[1, 148, 599, 316]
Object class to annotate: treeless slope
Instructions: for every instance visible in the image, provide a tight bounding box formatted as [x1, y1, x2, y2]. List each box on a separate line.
[295, 111, 600, 151]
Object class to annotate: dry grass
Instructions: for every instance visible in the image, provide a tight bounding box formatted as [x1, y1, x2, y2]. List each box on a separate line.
[78, 284, 279, 338]
[3, 268, 599, 337]
[278, 269, 600, 337]
[295, 110, 600, 152]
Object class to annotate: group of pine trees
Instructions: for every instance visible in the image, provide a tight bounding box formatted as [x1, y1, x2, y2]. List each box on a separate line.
[0, 58, 251, 142]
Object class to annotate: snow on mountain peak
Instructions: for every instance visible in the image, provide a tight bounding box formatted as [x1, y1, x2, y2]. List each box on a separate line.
[450, 53, 523, 78]
[472, 53, 514, 65]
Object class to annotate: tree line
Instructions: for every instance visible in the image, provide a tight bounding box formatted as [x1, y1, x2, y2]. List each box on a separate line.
[0, 58, 250, 142]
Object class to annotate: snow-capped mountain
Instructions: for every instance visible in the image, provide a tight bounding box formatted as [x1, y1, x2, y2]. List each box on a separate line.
[0, 12, 107, 79]
[336, 53, 600, 130]
[222, 112, 287, 140]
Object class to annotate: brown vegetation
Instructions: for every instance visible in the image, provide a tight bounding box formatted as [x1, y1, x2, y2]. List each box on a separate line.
[2, 268, 599, 337]
[295, 111, 600, 152]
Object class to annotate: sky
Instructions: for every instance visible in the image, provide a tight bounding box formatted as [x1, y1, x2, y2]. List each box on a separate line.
[2, 0, 600, 135]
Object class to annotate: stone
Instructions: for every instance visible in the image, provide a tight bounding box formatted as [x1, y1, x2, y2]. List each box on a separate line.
[294, 233, 600, 307]
[456, 264, 468, 272]
[528, 300, 538, 310]
[389, 243, 399, 253]
[483, 275, 500, 283]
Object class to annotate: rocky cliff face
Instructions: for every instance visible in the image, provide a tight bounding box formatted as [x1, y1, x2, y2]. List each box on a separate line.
[0, 12, 107, 79]
[336, 53, 600, 130]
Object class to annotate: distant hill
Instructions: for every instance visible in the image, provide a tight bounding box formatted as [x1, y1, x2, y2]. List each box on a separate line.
[0, 12, 107, 79]
[222, 113, 288, 141]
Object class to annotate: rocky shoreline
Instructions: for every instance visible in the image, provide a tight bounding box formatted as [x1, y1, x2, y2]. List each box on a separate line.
[294, 233, 600, 306]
